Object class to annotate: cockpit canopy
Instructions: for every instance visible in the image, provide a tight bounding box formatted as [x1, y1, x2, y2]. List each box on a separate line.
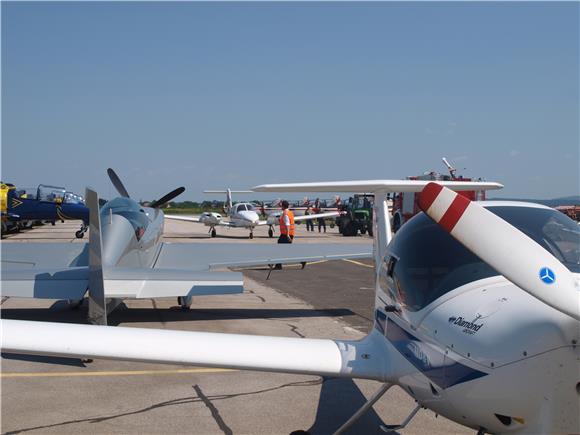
[100, 197, 150, 240]
[235, 203, 255, 213]
[382, 205, 580, 312]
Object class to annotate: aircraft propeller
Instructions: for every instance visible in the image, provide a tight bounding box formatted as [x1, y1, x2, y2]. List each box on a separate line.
[107, 168, 130, 198]
[418, 182, 580, 320]
[107, 168, 184, 208]
[150, 187, 186, 209]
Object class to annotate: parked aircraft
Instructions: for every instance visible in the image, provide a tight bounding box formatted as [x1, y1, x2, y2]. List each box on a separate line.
[8, 179, 575, 433]
[1, 182, 89, 238]
[165, 188, 340, 238]
[1, 171, 372, 320]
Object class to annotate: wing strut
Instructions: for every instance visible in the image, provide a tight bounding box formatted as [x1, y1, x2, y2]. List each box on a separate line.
[86, 188, 107, 325]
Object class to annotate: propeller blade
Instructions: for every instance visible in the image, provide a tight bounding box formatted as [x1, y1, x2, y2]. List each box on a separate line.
[107, 168, 130, 198]
[418, 182, 579, 320]
[150, 187, 185, 209]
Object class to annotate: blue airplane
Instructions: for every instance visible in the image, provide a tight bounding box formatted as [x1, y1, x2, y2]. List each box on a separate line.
[1, 183, 89, 238]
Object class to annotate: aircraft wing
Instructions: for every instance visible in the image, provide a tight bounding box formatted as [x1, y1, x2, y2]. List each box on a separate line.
[154, 242, 372, 270]
[164, 214, 202, 223]
[1, 243, 88, 268]
[1, 319, 388, 381]
[257, 211, 341, 226]
[164, 215, 235, 227]
[293, 211, 341, 222]
[1, 265, 243, 299]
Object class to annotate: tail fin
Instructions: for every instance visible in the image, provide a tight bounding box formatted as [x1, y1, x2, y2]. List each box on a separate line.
[85, 187, 107, 326]
[226, 188, 233, 213]
[204, 189, 253, 214]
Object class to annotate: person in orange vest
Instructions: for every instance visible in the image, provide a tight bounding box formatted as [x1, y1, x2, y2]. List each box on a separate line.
[278, 200, 295, 244]
[275, 200, 295, 269]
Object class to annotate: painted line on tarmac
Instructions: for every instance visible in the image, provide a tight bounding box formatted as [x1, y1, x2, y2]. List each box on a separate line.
[342, 259, 374, 269]
[1, 367, 236, 378]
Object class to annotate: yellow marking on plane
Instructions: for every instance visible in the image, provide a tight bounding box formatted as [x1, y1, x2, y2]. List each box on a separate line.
[11, 198, 23, 208]
[1, 367, 235, 378]
[304, 260, 328, 266]
[342, 259, 374, 269]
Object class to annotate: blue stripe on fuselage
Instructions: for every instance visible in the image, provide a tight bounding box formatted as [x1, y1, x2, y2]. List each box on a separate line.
[376, 312, 488, 389]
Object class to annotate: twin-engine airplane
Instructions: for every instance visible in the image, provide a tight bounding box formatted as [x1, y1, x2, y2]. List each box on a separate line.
[1, 170, 371, 321]
[165, 188, 340, 238]
[3, 178, 579, 434]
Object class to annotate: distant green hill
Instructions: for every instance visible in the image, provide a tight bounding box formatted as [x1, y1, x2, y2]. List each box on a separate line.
[488, 196, 580, 207]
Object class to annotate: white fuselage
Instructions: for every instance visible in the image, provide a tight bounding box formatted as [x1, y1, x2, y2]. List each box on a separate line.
[373, 274, 579, 433]
[227, 203, 261, 229]
[100, 199, 164, 268]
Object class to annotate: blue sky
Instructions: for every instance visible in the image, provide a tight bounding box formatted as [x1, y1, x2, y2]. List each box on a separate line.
[2, 2, 578, 201]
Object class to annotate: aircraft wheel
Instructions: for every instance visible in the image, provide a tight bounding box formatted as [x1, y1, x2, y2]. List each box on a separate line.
[268, 228, 273, 238]
[211, 229, 217, 238]
[75, 230, 85, 239]
[249, 232, 254, 239]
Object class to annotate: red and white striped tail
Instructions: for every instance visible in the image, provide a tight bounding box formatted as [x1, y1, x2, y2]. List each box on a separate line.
[418, 182, 580, 321]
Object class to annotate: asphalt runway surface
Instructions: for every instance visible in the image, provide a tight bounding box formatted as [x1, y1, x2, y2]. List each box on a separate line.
[1, 221, 469, 434]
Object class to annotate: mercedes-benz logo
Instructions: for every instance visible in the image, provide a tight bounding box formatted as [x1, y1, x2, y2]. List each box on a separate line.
[539, 267, 556, 285]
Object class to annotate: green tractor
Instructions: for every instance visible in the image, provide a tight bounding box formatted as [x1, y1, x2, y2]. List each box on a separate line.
[336, 193, 374, 237]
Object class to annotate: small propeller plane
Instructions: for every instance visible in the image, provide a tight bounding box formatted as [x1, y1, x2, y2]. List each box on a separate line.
[1, 170, 372, 320]
[165, 188, 340, 239]
[3, 178, 579, 434]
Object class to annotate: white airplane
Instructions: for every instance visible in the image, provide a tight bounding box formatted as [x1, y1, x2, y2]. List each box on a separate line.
[3, 179, 580, 434]
[0, 171, 372, 320]
[165, 188, 340, 239]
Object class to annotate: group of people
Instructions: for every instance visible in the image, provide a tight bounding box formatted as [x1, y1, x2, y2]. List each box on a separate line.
[304, 205, 326, 233]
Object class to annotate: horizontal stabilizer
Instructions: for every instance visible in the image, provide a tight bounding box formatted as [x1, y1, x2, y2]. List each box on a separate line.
[1, 267, 242, 299]
[1, 319, 388, 381]
[1, 267, 89, 299]
[103, 268, 243, 298]
[253, 180, 503, 193]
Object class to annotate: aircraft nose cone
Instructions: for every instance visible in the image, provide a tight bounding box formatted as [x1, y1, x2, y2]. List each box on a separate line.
[241, 211, 259, 224]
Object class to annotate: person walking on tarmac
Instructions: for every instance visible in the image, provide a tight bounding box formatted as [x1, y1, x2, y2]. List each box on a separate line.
[278, 200, 295, 243]
[305, 206, 314, 232]
[275, 200, 295, 269]
[313, 199, 326, 233]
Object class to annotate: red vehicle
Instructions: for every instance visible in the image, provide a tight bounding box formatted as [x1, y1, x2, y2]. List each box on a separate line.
[391, 158, 488, 232]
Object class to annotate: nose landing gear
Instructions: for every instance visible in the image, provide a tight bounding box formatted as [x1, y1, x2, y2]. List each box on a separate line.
[249, 231, 254, 239]
[209, 227, 217, 238]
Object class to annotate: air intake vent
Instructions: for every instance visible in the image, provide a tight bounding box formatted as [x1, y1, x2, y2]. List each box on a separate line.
[495, 414, 512, 426]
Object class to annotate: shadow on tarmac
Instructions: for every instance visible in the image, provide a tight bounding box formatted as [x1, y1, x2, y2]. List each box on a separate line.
[1, 353, 88, 367]
[1, 303, 356, 327]
[300, 377, 396, 435]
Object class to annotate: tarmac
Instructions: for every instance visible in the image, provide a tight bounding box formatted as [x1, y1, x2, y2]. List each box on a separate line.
[1, 220, 470, 435]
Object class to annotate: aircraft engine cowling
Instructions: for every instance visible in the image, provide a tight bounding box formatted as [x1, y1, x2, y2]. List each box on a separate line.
[199, 212, 222, 226]
[266, 213, 280, 226]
